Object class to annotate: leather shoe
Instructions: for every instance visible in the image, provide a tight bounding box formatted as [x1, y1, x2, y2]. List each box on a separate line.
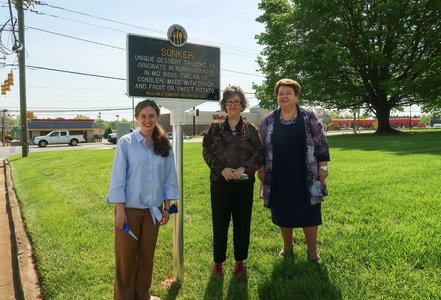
[278, 246, 293, 258]
[234, 261, 245, 278]
[307, 251, 320, 262]
[213, 262, 223, 277]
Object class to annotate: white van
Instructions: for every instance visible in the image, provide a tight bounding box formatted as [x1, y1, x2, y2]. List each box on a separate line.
[432, 124, 441, 128]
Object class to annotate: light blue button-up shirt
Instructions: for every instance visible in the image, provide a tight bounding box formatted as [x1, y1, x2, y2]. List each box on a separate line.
[107, 129, 179, 223]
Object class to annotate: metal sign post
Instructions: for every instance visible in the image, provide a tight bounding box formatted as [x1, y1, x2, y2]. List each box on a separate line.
[156, 99, 205, 281]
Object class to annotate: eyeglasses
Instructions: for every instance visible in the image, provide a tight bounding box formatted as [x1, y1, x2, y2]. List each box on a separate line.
[226, 100, 241, 106]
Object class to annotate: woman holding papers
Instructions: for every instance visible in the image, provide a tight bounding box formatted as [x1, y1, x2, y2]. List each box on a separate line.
[108, 99, 179, 300]
[203, 85, 263, 278]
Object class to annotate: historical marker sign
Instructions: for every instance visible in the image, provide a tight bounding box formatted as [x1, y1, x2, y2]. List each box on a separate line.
[127, 32, 220, 101]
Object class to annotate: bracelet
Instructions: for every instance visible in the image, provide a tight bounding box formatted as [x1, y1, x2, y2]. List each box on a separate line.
[163, 208, 170, 212]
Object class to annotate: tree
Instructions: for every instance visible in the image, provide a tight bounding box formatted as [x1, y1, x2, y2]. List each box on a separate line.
[255, 0, 441, 133]
[103, 127, 113, 139]
[421, 96, 441, 116]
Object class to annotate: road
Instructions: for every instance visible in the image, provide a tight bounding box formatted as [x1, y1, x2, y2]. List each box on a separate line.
[0, 137, 205, 160]
[0, 141, 116, 160]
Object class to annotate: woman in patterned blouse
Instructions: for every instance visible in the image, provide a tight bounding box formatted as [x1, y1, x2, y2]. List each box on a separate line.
[203, 85, 263, 278]
[258, 78, 330, 261]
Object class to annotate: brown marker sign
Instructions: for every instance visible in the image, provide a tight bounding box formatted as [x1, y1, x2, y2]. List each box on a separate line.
[127, 32, 220, 101]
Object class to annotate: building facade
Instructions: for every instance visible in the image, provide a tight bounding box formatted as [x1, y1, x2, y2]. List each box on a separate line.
[159, 105, 271, 135]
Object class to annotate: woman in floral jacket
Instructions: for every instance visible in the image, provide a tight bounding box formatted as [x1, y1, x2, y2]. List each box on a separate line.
[258, 78, 330, 261]
[203, 85, 263, 278]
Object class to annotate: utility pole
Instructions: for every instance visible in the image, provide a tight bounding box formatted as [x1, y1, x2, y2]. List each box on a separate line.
[16, 0, 29, 157]
[97, 112, 102, 136]
[1, 109, 6, 146]
[192, 106, 196, 136]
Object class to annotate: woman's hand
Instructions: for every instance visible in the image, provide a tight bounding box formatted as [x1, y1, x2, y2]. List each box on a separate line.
[222, 167, 245, 181]
[318, 165, 328, 181]
[221, 167, 235, 181]
[318, 163, 329, 182]
[161, 210, 170, 225]
[257, 166, 265, 182]
[232, 167, 245, 180]
[319, 169, 328, 181]
[115, 204, 127, 230]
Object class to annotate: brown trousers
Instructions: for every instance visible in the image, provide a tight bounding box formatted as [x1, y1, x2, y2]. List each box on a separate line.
[114, 208, 160, 300]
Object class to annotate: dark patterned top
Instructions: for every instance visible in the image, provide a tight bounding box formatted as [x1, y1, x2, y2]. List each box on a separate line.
[259, 107, 330, 207]
[203, 116, 264, 182]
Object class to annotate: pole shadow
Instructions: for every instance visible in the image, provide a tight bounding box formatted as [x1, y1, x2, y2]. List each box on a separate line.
[163, 278, 181, 300]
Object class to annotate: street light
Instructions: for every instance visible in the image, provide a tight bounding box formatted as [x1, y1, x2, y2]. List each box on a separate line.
[1, 109, 7, 146]
[96, 112, 102, 139]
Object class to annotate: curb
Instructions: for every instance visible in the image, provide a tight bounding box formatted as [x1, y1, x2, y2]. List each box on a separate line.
[4, 159, 43, 299]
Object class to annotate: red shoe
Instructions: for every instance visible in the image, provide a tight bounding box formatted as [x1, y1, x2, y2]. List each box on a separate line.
[234, 261, 245, 278]
[213, 263, 223, 277]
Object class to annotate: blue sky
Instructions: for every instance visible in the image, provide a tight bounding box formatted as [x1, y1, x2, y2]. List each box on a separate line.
[1, 0, 265, 121]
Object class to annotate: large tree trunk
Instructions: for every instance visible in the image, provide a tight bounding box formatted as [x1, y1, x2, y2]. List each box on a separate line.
[372, 99, 400, 134]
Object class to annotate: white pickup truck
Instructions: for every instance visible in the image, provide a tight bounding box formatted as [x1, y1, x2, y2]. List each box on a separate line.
[33, 130, 85, 147]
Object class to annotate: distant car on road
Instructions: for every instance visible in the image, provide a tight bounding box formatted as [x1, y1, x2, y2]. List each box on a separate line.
[107, 132, 117, 144]
[33, 130, 85, 147]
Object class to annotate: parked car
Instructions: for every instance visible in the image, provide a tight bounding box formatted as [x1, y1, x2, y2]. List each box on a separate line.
[107, 132, 117, 144]
[33, 130, 85, 147]
[432, 124, 441, 129]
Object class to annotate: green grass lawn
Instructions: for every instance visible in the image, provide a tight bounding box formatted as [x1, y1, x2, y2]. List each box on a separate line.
[9, 132, 441, 299]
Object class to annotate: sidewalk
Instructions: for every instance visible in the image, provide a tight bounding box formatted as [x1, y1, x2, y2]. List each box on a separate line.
[0, 160, 42, 299]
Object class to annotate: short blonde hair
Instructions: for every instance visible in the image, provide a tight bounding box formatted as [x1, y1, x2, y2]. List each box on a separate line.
[274, 79, 301, 96]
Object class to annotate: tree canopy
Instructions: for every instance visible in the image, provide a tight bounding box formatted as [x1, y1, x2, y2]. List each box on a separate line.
[255, 0, 441, 133]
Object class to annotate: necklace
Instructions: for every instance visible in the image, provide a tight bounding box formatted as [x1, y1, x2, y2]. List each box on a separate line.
[228, 119, 239, 134]
[281, 109, 297, 122]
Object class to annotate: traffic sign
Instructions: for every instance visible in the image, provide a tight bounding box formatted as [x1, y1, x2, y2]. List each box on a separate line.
[323, 114, 331, 124]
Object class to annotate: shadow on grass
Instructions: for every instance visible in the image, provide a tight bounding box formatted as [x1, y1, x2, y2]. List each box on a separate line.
[226, 273, 248, 300]
[327, 132, 441, 156]
[203, 273, 224, 300]
[164, 280, 181, 300]
[258, 256, 342, 300]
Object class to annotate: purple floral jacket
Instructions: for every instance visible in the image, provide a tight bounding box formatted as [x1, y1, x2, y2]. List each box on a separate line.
[203, 117, 264, 182]
[258, 107, 330, 207]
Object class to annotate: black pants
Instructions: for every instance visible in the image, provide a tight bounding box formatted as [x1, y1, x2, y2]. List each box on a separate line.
[210, 180, 254, 263]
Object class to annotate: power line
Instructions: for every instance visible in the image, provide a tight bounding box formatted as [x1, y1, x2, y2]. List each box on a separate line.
[222, 68, 264, 78]
[26, 26, 258, 60]
[5, 107, 132, 113]
[6, 62, 264, 80]
[27, 8, 131, 34]
[27, 26, 125, 50]
[33, 1, 165, 35]
[30, 2, 260, 55]
[4, 64, 126, 80]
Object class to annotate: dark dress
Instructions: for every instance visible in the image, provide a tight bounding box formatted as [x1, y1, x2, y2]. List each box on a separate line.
[269, 110, 322, 228]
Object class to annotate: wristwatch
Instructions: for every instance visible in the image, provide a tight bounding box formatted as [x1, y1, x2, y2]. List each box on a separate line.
[319, 166, 328, 171]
